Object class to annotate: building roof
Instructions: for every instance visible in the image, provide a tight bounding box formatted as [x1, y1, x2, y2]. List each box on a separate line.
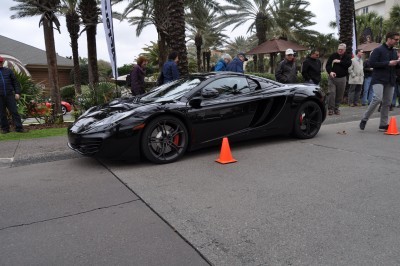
[246, 38, 308, 55]
[0, 34, 73, 67]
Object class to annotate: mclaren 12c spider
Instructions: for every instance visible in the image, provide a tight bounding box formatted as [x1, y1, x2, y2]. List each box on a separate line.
[68, 72, 326, 163]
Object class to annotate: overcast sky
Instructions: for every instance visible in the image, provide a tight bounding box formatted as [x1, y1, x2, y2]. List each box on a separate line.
[0, 0, 336, 67]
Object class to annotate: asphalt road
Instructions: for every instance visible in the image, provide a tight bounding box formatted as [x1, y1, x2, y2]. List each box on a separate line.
[1, 107, 400, 265]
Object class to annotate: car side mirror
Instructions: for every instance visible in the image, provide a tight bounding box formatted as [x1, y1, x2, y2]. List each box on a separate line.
[189, 98, 202, 108]
[201, 88, 219, 98]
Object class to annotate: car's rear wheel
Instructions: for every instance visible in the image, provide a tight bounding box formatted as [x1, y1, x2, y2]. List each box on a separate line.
[141, 115, 188, 164]
[61, 105, 67, 115]
[293, 101, 322, 139]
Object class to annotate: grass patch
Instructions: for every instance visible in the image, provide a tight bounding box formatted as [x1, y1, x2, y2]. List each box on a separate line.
[0, 127, 68, 141]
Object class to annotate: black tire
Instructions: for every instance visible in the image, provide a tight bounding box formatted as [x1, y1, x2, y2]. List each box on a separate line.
[61, 105, 67, 115]
[141, 115, 188, 164]
[293, 101, 323, 139]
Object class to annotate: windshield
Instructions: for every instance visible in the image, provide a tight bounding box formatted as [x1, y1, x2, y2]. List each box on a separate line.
[140, 77, 203, 103]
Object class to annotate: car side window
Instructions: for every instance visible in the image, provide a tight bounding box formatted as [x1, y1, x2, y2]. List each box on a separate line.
[202, 77, 249, 97]
[247, 78, 260, 91]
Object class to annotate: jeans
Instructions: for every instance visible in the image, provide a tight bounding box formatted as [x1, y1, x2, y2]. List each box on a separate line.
[0, 94, 23, 131]
[362, 83, 394, 127]
[361, 76, 374, 105]
[391, 82, 399, 106]
[348, 84, 362, 105]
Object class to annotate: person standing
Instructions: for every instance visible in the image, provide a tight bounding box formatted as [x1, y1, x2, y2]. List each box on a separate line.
[226, 52, 248, 73]
[359, 32, 400, 131]
[130, 55, 148, 96]
[0, 56, 26, 134]
[347, 49, 364, 106]
[275, 49, 297, 84]
[325, 43, 352, 115]
[390, 49, 400, 109]
[361, 58, 374, 106]
[301, 49, 321, 85]
[162, 51, 180, 84]
[214, 54, 232, 71]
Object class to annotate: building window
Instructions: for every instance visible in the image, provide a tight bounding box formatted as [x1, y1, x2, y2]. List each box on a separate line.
[362, 7, 368, 14]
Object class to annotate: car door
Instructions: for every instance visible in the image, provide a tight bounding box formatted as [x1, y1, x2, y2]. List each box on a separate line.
[187, 76, 261, 144]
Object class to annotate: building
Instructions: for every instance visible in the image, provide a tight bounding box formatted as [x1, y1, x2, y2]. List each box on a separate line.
[0, 34, 73, 95]
[355, 0, 398, 18]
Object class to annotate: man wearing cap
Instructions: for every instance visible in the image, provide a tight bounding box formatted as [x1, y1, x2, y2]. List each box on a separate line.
[275, 48, 298, 84]
[0, 56, 26, 133]
[325, 43, 352, 115]
[226, 52, 248, 73]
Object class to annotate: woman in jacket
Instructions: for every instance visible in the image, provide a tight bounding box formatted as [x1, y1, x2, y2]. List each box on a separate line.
[130, 56, 148, 96]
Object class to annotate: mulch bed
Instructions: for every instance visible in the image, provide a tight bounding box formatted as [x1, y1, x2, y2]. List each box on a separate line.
[24, 122, 73, 130]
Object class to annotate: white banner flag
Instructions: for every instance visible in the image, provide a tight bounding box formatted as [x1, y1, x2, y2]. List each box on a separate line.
[101, 0, 118, 79]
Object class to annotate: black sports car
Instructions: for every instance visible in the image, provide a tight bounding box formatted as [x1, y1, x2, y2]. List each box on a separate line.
[68, 72, 326, 163]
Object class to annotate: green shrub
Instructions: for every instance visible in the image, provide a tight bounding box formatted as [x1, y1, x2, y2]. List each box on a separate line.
[60, 84, 76, 103]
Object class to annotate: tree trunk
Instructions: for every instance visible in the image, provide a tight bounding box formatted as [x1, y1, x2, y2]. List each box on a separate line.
[66, 12, 82, 96]
[339, 0, 355, 56]
[43, 18, 63, 124]
[86, 25, 99, 87]
[167, 1, 188, 77]
[256, 12, 267, 73]
[195, 33, 203, 72]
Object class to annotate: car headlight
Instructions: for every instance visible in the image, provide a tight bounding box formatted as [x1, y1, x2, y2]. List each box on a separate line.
[84, 110, 136, 133]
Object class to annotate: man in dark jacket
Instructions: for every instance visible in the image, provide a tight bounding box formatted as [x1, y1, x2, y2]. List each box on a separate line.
[325, 43, 352, 115]
[0, 56, 26, 133]
[275, 48, 297, 83]
[226, 52, 248, 73]
[301, 49, 322, 85]
[162, 51, 180, 84]
[360, 32, 400, 131]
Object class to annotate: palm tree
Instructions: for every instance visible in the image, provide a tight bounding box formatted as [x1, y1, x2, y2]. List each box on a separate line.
[338, 0, 355, 55]
[268, 0, 316, 42]
[61, 0, 82, 96]
[223, 0, 271, 72]
[166, 1, 188, 76]
[186, 4, 228, 72]
[10, 0, 64, 123]
[116, 0, 222, 74]
[385, 4, 400, 33]
[223, 0, 315, 72]
[355, 12, 383, 44]
[307, 33, 339, 58]
[78, 0, 100, 89]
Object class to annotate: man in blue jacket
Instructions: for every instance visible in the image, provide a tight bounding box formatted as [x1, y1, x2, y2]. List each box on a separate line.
[226, 52, 248, 73]
[162, 51, 180, 84]
[0, 56, 26, 133]
[360, 32, 400, 131]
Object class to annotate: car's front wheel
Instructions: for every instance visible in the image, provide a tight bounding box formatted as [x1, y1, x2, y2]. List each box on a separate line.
[293, 101, 323, 139]
[141, 115, 188, 164]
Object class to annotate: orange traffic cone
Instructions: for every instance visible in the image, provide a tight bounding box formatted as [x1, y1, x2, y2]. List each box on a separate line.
[215, 137, 237, 164]
[385, 116, 400, 135]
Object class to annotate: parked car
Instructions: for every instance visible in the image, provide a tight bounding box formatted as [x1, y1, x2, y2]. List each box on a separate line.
[29, 101, 72, 116]
[68, 72, 326, 164]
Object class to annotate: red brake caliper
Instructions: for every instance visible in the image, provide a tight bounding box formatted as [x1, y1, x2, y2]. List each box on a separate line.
[173, 135, 179, 146]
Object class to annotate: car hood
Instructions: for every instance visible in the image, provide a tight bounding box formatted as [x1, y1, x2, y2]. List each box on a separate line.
[70, 97, 158, 133]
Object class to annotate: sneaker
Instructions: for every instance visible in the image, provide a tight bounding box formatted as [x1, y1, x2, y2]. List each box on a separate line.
[15, 128, 29, 133]
[334, 109, 340, 115]
[1, 129, 10, 134]
[359, 120, 367, 130]
[378, 125, 389, 132]
[328, 110, 334, 115]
